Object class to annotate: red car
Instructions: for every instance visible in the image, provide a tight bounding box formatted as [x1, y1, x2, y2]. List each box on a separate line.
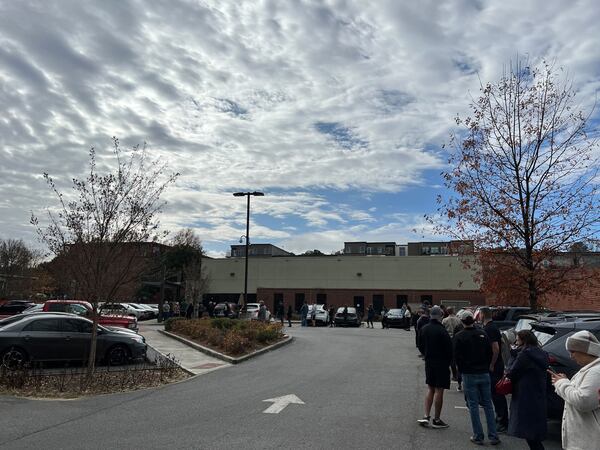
[42, 300, 138, 331]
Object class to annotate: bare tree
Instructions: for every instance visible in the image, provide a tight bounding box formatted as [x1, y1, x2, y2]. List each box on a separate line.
[166, 228, 208, 319]
[0, 238, 41, 298]
[433, 60, 599, 309]
[32, 138, 178, 373]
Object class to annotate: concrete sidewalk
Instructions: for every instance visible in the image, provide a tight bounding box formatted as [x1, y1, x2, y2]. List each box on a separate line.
[139, 323, 231, 376]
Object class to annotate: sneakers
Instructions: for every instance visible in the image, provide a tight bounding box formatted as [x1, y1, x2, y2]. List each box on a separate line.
[489, 437, 501, 446]
[417, 416, 431, 427]
[457, 383, 462, 391]
[431, 418, 449, 429]
[496, 423, 508, 433]
[470, 436, 484, 445]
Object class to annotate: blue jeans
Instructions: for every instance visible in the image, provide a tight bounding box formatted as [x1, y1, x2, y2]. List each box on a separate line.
[462, 373, 498, 441]
[301, 316, 307, 326]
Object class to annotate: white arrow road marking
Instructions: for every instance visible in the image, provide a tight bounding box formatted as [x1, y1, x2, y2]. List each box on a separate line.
[262, 394, 305, 414]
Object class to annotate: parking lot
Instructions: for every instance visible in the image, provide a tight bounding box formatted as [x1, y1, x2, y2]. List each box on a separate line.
[1, 324, 562, 449]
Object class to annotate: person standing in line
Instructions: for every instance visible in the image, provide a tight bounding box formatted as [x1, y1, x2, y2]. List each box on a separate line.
[207, 301, 215, 318]
[366, 305, 375, 328]
[482, 308, 509, 432]
[403, 304, 412, 331]
[550, 330, 600, 450]
[328, 306, 335, 327]
[453, 310, 500, 445]
[286, 305, 293, 327]
[300, 301, 308, 327]
[442, 307, 462, 383]
[416, 308, 430, 358]
[381, 305, 389, 329]
[310, 304, 317, 327]
[162, 301, 171, 321]
[277, 301, 284, 325]
[416, 306, 452, 429]
[506, 330, 549, 450]
[257, 300, 267, 322]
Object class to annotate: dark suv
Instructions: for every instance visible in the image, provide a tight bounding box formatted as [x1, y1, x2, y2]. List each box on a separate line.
[531, 319, 600, 419]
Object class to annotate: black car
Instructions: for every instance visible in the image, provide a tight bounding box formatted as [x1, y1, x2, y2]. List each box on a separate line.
[214, 303, 239, 318]
[0, 300, 36, 317]
[382, 309, 409, 329]
[334, 307, 361, 327]
[531, 319, 600, 419]
[0, 314, 147, 369]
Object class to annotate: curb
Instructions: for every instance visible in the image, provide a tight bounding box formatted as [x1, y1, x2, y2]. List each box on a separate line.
[157, 329, 294, 364]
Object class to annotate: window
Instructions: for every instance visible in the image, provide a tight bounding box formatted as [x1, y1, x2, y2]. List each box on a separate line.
[420, 295, 433, 305]
[62, 319, 92, 333]
[396, 295, 408, 308]
[366, 247, 372, 254]
[24, 319, 61, 332]
[294, 293, 305, 312]
[398, 247, 406, 256]
[67, 304, 88, 316]
[47, 303, 68, 313]
[316, 293, 327, 304]
[373, 295, 384, 314]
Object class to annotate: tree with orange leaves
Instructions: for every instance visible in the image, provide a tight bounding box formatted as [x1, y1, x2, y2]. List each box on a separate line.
[433, 60, 599, 310]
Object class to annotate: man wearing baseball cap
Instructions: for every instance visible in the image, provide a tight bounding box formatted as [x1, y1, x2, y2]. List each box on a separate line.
[417, 305, 453, 428]
[453, 309, 500, 445]
[550, 330, 600, 450]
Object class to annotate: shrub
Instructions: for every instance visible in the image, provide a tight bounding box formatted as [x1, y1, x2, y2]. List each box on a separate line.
[222, 330, 250, 355]
[256, 323, 284, 343]
[164, 317, 186, 331]
[205, 328, 224, 347]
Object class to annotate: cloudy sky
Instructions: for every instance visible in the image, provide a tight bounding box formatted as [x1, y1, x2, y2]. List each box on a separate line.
[1, 0, 599, 257]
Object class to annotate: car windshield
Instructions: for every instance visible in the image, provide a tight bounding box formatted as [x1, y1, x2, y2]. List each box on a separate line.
[515, 318, 535, 332]
[534, 330, 555, 346]
[336, 307, 356, 314]
[387, 309, 402, 315]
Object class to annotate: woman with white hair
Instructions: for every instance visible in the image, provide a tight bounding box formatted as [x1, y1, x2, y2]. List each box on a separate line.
[550, 330, 600, 450]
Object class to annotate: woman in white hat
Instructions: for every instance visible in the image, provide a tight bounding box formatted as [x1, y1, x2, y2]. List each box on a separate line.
[550, 330, 600, 450]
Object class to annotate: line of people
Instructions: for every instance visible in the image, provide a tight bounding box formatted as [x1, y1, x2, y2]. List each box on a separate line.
[415, 304, 600, 449]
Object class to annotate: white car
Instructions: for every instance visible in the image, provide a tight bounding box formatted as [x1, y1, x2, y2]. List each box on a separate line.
[242, 303, 271, 321]
[307, 304, 329, 326]
[100, 303, 146, 320]
[126, 303, 156, 320]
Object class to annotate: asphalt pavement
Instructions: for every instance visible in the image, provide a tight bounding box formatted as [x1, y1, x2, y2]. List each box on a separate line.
[0, 324, 562, 449]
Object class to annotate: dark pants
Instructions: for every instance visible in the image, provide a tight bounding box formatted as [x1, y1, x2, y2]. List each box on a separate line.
[287, 316, 292, 327]
[490, 371, 508, 426]
[526, 439, 545, 450]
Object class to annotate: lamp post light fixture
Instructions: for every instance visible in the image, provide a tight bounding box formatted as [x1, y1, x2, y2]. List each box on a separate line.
[233, 191, 264, 308]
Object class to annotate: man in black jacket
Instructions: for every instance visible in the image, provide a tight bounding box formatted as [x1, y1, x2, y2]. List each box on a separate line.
[453, 310, 500, 445]
[417, 306, 452, 429]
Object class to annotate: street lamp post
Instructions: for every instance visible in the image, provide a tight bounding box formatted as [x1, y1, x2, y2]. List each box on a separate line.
[233, 191, 264, 308]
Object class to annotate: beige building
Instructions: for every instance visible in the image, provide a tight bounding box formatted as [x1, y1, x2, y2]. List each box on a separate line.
[203, 255, 484, 313]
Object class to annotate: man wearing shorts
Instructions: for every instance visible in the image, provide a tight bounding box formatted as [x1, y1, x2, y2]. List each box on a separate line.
[417, 305, 453, 428]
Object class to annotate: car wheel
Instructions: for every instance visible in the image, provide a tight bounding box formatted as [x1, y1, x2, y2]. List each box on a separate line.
[1, 347, 28, 370]
[106, 345, 130, 366]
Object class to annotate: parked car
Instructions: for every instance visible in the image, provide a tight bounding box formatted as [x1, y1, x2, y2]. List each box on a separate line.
[0, 314, 146, 369]
[382, 308, 409, 329]
[0, 300, 36, 318]
[474, 306, 536, 330]
[334, 307, 361, 327]
[43, 300, 138, 331]
[306, 304, 329, 326]
[531, 319, 600, 419]
[21, 304, 44, 314]
[127, 303, 157, 319]
[214, 302, 240, 318]
[240, 303, 270, 321]
[103, 303, 153, 321]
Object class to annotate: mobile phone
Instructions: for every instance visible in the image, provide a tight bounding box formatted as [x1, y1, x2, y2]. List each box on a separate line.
[547, 368, 557, 375]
